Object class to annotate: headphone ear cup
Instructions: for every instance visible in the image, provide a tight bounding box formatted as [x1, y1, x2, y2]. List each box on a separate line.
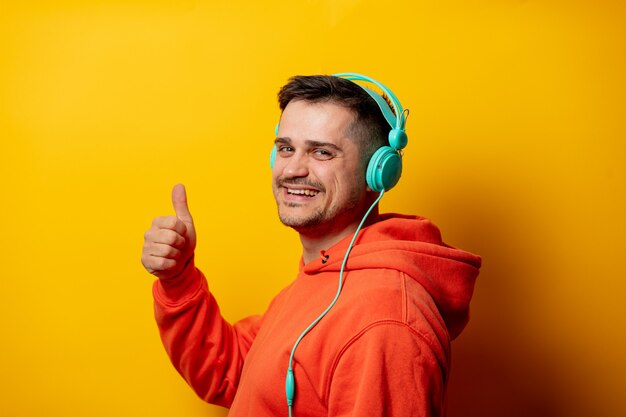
[388, 128, 408, 150]
[366, 146, 403, 192]
[270, 147, 276, 168]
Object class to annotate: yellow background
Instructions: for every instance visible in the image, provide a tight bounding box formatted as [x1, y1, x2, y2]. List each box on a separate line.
[1, 1, 624, 416]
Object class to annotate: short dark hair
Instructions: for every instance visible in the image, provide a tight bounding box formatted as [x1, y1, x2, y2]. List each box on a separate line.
[277, 75, 390, 167]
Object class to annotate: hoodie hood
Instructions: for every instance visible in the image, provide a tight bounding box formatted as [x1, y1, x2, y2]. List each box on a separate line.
[301, 213, 482, 340]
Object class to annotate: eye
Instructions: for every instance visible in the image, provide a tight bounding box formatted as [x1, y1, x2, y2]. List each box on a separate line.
[312, 148, 333, 160]
[277, 145, 294, 155]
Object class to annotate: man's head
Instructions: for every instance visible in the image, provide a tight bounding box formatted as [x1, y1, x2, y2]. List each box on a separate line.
[277, 75, 390, 170]
[272, 75, 393, 237]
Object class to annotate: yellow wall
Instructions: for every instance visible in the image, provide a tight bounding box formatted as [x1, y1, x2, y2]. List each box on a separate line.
[1, 1, 624, 416]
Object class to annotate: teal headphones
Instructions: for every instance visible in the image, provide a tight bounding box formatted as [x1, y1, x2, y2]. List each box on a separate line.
[270, 72, 408, 192]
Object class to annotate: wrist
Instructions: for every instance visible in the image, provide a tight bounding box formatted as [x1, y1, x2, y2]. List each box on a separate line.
[162, 255, 195, 282]
[154, 256, 202, 304]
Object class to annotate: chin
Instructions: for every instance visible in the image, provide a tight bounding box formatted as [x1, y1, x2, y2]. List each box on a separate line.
[278, 211, 325, 230]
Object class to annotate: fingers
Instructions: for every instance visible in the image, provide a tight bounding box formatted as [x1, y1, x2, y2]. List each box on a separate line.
[151, 215, 187, 238]
[141, 239, 185, 279]
[145, 224, 186, 248]
[172, 184, 194, 225]
[141, 253, 180, 280]
[142, 244, 180, 273]
[144, 242, 182, 259]
[142, 215, 190, 276]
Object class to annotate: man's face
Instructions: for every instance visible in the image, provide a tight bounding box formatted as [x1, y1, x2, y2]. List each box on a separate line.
[272, 99, 370, 236]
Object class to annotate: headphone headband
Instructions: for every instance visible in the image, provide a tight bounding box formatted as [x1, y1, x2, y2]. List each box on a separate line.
[332, 73, 407, 134]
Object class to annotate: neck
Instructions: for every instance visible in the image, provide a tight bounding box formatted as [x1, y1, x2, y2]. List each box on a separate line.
[299, 207, 380, 264]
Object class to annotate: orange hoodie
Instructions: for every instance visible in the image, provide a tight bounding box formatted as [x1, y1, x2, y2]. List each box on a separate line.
[153, 214, 481, 417]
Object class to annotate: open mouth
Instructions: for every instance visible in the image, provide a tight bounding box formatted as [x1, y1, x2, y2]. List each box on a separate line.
[286, 188, 319, 197]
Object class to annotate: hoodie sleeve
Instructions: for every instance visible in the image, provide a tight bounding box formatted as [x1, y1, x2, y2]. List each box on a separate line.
[152, 265, 262, 408]
[327, 321, 446, 417]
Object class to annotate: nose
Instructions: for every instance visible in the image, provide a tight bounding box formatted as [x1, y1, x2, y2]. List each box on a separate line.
[282, 152, 309, 179]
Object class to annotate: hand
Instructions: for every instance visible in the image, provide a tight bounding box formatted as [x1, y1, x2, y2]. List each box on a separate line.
[142, 184, 197, 280]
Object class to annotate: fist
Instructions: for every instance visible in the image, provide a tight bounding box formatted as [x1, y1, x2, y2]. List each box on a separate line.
[142, 184, 197, 280]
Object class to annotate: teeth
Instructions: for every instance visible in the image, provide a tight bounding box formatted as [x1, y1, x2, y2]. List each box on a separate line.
[287, 188, 318, 196]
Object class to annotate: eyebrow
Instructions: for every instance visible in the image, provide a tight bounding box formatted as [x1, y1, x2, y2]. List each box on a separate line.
[274, 137, 343, 152]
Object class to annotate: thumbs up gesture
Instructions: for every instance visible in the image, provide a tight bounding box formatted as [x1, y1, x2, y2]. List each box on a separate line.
[142, 184, 197, 280]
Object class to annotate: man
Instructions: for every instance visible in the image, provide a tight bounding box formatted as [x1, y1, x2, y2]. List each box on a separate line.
[141, 74, 481, 416]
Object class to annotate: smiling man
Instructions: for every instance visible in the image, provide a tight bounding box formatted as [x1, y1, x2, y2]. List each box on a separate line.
[273, 98, 374, 259]
[142, 74, 482, 417]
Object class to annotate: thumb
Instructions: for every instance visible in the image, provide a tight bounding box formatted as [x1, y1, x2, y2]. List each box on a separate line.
[171, 184, 194, 226]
